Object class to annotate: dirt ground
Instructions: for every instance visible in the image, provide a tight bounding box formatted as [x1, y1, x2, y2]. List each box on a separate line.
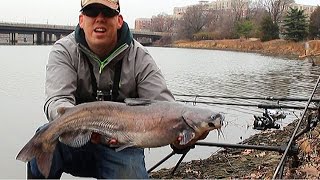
[150, 110, 320, 179]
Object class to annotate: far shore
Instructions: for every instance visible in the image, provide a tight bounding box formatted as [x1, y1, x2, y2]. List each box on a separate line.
[166, 39, 320, 60]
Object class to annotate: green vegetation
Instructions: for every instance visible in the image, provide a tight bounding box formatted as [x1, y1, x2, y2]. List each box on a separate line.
[236, 20, 254, 39]
[260, 15, 279, 42]
[282, 8, 308, 42]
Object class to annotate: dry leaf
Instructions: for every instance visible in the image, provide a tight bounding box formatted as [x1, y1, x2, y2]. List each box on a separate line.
[256, 152, 266, 158]
[301, 165, 320, 177]
[300, 140, 312, 154]
[242, 149, 254, 155]
[311, 130, 319, 138]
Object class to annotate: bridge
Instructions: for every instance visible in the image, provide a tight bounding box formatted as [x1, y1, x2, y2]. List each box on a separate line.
[0, 22, 168, 45]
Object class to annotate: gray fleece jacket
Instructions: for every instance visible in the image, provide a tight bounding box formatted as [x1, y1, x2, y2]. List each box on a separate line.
[44, 22, 174, 121]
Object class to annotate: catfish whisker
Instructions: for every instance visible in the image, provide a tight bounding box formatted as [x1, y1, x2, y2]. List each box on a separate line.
[217, 128, 225, 140]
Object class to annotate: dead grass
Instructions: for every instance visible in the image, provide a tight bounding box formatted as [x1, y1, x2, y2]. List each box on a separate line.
[172, 39, 320, 59]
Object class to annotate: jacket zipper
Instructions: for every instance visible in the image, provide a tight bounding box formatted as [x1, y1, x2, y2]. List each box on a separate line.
[79, 43, 128, 74]
[99, 44, 128, 73]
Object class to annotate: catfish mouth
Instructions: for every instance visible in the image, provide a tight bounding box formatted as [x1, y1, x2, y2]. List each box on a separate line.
[208, 122, 216, 128]
[209, 114, 224, 129]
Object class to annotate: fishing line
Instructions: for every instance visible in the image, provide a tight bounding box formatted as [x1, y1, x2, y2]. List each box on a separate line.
[176, 99, 319, 110]
[174, 93, 320, 102]
[177, 99, 262, 116]
[198, 96, 264, 114]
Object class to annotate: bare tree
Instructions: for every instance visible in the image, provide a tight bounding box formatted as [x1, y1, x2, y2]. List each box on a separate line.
[231, 0, 250, 22]
[247, 0, 267, 19]
[210, 0, 254, 39]
[247, 0, 269, 32]
[175, 4, 213, 40]
[150, 13, 175, 32]
[263, 0, 294, 23]
[309, 6, 320, 39]
[209, 11, 237, 39]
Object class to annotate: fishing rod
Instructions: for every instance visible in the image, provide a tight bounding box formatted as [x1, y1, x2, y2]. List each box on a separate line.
[174, 94, 320, 102]
[148, 84, 320, 177]
[176, 99, 319, 110]
[272, 75, 320, 179]
[195, 142, 298, 154]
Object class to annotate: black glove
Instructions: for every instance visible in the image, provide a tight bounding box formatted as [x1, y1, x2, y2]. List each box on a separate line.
[170, 144, 195, 154]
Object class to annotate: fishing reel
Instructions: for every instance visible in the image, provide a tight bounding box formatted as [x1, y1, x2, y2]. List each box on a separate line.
[253, 109, 282, 130]
[96, 90, 112, 101]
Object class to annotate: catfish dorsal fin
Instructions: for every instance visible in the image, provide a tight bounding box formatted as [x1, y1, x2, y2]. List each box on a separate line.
[124, 98, 153, 106]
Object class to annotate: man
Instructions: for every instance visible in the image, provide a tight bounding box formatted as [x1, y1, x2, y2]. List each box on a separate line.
[28, 0, 175, 178]
[28, 0, 210, 178]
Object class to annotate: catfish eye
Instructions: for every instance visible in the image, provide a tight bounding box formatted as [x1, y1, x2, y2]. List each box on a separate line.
[208, 122, 215, 127]
[211, 114, 217, 120]
[211, 114, 223, 120]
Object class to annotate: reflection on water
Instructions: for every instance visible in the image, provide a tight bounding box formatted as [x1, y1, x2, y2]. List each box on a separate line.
[0, 46, 319, 178]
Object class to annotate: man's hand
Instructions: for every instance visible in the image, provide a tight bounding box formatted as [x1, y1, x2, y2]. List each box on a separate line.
[90, 132, 117, 145]
[170, 130, 210, 154]
[170, 144, 194, 154]
[90, 132, 101, 144]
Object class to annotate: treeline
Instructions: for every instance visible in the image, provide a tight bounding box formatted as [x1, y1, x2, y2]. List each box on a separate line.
[148, 0, 320, 44]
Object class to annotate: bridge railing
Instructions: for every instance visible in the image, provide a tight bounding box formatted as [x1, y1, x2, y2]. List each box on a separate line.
[0, 22, 75, 30]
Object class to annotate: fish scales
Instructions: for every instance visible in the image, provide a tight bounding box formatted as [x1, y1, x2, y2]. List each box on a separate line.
[16, 99, 224, 178]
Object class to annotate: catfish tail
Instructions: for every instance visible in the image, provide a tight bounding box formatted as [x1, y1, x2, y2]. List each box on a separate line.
[16, 125, 56, 178]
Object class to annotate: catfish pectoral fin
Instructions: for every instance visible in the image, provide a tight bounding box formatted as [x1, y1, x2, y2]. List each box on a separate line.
[115, 143, 135, 152]
[59, 130, 92, 148]
[179, 130, 195, 145]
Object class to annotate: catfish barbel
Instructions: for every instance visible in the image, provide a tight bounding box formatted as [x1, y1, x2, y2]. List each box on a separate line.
[16, 98, 224, 178]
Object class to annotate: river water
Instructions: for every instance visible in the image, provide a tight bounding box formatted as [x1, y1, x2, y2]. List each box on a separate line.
[0, 46, 319, 178]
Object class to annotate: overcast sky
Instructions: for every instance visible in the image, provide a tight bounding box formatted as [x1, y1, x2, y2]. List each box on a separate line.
[0, 0, 318, 28]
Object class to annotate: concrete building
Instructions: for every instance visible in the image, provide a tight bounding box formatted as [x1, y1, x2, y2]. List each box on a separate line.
[173, 0, 249, 18]
[172, 0, 317, 18]
[135, 18, 151, 30]
[288, 3, 318, 18]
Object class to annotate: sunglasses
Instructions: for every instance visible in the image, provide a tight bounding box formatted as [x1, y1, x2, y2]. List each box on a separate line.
[82, 6, 119, 18]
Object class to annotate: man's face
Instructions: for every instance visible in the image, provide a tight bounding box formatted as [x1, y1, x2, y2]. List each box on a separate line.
[79, 4, 123, 50]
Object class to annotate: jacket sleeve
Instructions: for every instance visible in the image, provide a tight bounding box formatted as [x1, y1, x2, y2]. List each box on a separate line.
[43, 41, 77, 121]
[133, 44, 175, 102]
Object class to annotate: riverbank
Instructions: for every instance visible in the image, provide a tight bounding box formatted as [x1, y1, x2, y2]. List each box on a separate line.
[150, 39, 320, 179]
[171, 39, 320, 60]
[150, 111, 320, 179]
